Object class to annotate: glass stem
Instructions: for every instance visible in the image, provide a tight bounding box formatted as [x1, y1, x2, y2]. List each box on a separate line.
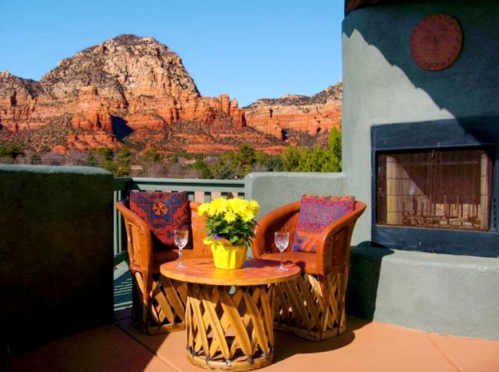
[179, 249, 183, 265]
[280, 251, 283, 267]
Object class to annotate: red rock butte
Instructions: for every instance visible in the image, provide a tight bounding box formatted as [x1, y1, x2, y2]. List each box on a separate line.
[0, 35, 342, 154]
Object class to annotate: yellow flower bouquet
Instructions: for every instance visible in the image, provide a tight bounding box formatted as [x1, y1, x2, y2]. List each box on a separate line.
[198, 197, 260, 269]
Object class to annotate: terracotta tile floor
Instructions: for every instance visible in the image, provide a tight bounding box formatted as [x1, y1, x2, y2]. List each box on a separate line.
[5, 311, 499, 372]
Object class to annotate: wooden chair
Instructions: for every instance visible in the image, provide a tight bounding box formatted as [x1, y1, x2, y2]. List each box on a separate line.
[250, 200, 366, 341]
[116, 199, 211, 334]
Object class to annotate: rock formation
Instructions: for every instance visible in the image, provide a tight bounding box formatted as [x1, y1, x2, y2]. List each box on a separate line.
[0, 71, 43, 130]
[0, 34, 340, 155]
[0, 35, 251, 153]
[244, 82, 342, 139]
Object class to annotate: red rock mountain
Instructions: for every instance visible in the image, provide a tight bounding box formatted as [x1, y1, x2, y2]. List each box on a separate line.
[244, 83, 342, 141]
[0, 35, 341, 155]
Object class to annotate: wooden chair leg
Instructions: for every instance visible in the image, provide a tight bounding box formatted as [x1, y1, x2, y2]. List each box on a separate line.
[131, 271, 188, 334]
[273, 273, 346, 341]
[130, 272, 145, 330]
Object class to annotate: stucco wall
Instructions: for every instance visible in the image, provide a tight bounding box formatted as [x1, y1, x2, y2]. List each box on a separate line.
[347, 246, 499, 340]
[342, 0, 499, 244]
[341, 0, 499, 339]
[0, 165, 114, 353]
[245, 172, 346, 219]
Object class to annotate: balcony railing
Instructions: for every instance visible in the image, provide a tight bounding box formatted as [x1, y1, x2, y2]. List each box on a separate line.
[113, 177, 246, 261]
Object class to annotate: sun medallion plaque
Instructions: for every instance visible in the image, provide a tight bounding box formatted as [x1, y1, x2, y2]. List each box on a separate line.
[410, 14, 463, 71]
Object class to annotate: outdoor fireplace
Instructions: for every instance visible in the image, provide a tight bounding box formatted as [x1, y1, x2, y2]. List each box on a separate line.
[371, 119, 499, 257]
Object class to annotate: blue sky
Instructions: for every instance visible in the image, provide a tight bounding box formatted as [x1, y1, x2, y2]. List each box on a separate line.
[0, 0, 344, 107]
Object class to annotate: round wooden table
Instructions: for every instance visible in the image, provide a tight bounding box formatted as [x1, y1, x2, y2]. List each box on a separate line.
[160, 258, 300, 371]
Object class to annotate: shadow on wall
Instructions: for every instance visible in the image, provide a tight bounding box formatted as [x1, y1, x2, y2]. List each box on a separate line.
[341, 1, 499, 249]
[0, 165, 114, 357]
[342, 1, 499, 120]
[346, 244, 394, 320]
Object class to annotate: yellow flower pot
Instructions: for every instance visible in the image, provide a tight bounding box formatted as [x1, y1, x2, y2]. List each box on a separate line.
[211, 242, 248, 269]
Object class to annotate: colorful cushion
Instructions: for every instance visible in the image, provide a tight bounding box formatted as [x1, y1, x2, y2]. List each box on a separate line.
[292, 195, 355, 253]
[129, 191, 191, 250]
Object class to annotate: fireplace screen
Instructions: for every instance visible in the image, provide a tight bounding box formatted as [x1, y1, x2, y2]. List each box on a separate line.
[377, 148, 493, 231]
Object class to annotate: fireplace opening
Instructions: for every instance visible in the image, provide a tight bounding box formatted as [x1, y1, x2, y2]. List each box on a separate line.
[371, 119, 499, 257]
[377, 148, 493, 231]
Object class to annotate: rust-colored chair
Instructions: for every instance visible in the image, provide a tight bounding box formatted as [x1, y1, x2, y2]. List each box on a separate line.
[250, 199, 366, 341]
[116, 198, 211, 334]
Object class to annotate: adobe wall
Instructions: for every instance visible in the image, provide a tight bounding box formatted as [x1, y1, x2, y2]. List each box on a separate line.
[342, 0, 499, 339]
[245, 172, 346, 219]
[347, 246, 499, 340]
[0, 165, 114, 353]
[342, 0, 499, 244]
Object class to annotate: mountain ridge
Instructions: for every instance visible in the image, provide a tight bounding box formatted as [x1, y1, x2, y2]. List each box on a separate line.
[0, 34, 341, 155]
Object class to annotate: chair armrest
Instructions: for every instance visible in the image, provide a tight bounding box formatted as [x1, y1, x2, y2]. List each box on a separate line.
[116, 200, 154, 290]
[315, 201, 367, 278]
[251, 202, 301, 258]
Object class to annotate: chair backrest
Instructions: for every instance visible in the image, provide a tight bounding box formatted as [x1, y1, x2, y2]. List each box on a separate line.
[116, 199, 210, 278]
[251, 199, 366, 278]
[316, 200, 366, 278]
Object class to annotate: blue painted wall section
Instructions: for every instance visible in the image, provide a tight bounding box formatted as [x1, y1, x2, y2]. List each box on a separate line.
[342, 0, 499, 339]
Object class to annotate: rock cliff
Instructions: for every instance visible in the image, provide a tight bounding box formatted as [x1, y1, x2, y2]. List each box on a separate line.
[0, 35, 340, 155]
[244, 82, 342, 141]
[0, 35, 250, 153]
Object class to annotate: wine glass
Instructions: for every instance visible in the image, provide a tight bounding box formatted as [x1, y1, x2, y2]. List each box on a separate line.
[274, 232, 290, 270]
[174, 229, 189, 268]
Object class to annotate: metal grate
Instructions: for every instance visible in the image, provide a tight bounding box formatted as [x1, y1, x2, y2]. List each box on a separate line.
[377, 148, 493, 231]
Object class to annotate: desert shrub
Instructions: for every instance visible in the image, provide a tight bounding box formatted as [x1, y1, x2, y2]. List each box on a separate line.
[281, 146, 307, 171]
[192, 158, 213, 179]
[115, 148, 132, 176]
[0, 142, 24, 159]
[88, 148, 116, 173]
[281, 129, 342, 172]
[30, 152, 41, 165]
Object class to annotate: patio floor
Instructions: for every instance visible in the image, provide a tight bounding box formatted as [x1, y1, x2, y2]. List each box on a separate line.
[5, 308, 499, 372]
[5, 265, 499, 372]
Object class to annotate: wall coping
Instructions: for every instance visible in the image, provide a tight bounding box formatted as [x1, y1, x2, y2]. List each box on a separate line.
[0, 164, 111, 176]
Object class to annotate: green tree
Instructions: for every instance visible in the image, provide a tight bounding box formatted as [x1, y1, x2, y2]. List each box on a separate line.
[238, 144, 256, 166]
[96, 148, 114, 161]
[87, 152, 96, 167]
[0, 142, 24, 159]
[87, 148, 116, 173]
[210, 151, 244, 179]
[264, 156, 284, 171]
[242, 145, 256, 174]
[328, 127, 342, 172]
[142, 147, 160, 163]
[210, 161, 235, 179]
[193, 158, 213, 179]
[253, 151, 268, 165]
[281, 146, 306, 171]
[281, 129, 342, 173]
[30, 152, 41, 165]
[298, 146, 339, 172]
[115, 148, 132, 177]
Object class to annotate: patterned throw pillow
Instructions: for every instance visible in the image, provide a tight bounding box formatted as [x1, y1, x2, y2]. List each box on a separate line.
[129, 191, 191, 250]
[292, 194, 355, 253]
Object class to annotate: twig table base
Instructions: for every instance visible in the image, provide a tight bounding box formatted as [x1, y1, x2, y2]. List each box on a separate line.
[161, 258, 300, 371]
